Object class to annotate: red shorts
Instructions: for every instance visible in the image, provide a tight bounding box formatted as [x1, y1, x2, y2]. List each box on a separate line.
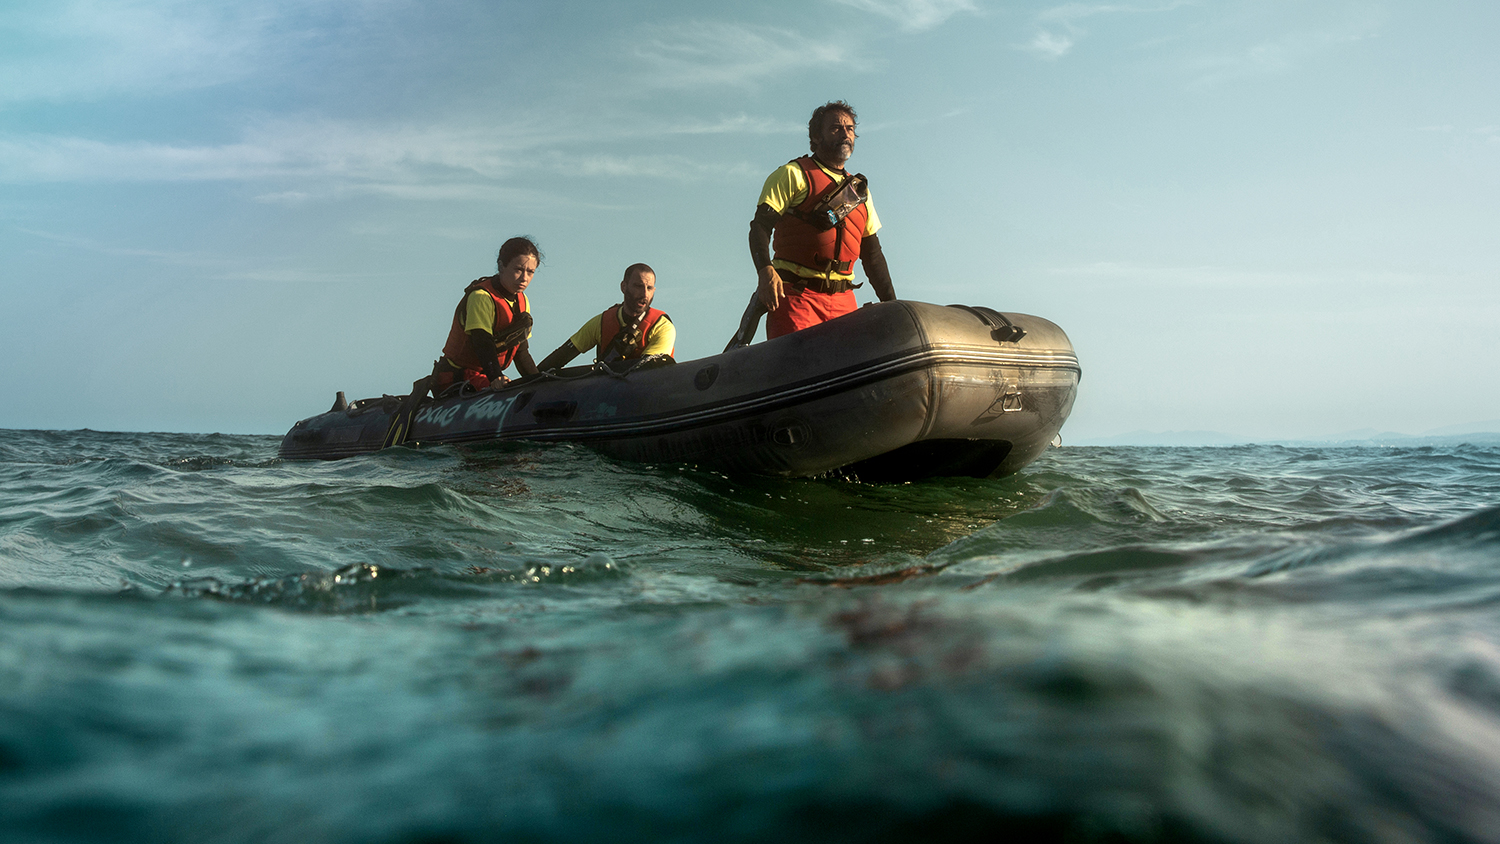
[766, 287, 857, 339]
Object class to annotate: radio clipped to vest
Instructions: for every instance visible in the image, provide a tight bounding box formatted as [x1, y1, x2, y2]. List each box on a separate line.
[494, 311, 532, 352]
[599, 325, 638, 364]
[798, 172, 868, 232]
[599, 306, 667, 363]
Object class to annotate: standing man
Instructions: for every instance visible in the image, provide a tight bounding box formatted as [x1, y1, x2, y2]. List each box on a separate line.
[537, 263, 675, 370]
[747, 100, 896, 340]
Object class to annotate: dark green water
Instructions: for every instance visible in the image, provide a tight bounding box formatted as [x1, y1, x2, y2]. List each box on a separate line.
[3, 429, 1500, 842]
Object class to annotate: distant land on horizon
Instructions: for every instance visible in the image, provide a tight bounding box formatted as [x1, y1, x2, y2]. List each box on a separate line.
[1071, 421, 1500, 448]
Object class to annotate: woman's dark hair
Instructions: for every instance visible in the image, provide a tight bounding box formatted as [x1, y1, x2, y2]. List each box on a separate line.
[497, 236, 542, 271]
[808, 101, 857, 152]
[621, 263, 655, 284]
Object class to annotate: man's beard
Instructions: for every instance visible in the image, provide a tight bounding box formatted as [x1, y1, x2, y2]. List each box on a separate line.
[820, 141, 853, 165]
[623, 299, 652, 321]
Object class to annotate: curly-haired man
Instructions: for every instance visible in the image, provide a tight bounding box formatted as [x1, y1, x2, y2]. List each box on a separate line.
[747, 101, 897, 339]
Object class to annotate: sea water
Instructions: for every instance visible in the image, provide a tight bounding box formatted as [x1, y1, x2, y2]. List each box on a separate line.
[2, 428, 1499, 843]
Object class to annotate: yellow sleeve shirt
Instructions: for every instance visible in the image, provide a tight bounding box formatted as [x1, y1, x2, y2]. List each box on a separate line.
[461, 289, 530, 339]
[757, 160, 880, 283]
[643, 315, 676, 356]
[757, 160, 881, 232]
[569, 309, 676, 357]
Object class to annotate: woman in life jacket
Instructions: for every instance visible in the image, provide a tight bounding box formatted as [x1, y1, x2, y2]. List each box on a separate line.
[537, 263, 675, 371]
[432, 236, 543, 394]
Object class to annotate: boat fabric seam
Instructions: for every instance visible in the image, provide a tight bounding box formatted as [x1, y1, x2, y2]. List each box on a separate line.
[280, 345, 1081, 458]
[435, 349, 1078, 439]
[282, 346, 1082, 457]
[907, 301, 941, 443]
[483, 347, 1079, 432]
[406, 348, 1080, 446]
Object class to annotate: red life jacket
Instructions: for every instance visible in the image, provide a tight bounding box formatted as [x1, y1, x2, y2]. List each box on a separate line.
[598, 306, 671, 359]
[770, 156, 869, 280]
[440, 278, 529, 372]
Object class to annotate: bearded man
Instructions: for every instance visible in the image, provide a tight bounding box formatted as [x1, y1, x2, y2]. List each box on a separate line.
[537, 263, 675, 370]
[746, 100, 897, 340]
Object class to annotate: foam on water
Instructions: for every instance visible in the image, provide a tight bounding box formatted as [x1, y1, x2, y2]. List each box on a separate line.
[3, 430, 1500, 842]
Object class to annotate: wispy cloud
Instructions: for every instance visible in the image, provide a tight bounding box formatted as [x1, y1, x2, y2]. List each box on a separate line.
[16, 226, 220, 265]
[1, 1, 268, 104]
[564, 154, 757, 181]
[666, 114, 803, 136]
[0, 119, 523, 184]
[1412, 124, 1500, 159]
[828, 0, 977, 32]
[0, 0, 408, 105]
[16, 226, 401, 282]
[0, 112, 771, 196]
[1185, 17, 1381, 87]
[1046, 260, 1309, 288]
[1017, 2, 1386, 86]
[1021, 1, 1192, 59]
[1043, 261, 1441, 292]
[1026, 30, 1075, 59]
[631, 21, 854, 88]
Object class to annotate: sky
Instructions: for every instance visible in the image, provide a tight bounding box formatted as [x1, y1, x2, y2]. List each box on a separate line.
[1, 0, 1497, 442]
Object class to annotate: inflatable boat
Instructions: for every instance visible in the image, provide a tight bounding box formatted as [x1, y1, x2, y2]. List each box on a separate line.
[278, 301, 1081, 481]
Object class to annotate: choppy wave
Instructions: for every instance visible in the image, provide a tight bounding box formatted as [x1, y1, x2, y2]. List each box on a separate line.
[159, 556, 629, 611]
[4, 431, 1500, 842]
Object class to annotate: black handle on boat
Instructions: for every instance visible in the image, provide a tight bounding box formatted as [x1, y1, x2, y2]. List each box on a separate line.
[724, 293, 768, 351]
[949, 305, 1027, 343]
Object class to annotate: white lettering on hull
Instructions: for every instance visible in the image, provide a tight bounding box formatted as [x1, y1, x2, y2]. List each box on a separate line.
[416, 394, 518, 431]
[465, 394, 518, 423]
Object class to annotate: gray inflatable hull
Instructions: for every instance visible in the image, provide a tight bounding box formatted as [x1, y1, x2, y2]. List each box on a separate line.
[279, 301, 1081, 480]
